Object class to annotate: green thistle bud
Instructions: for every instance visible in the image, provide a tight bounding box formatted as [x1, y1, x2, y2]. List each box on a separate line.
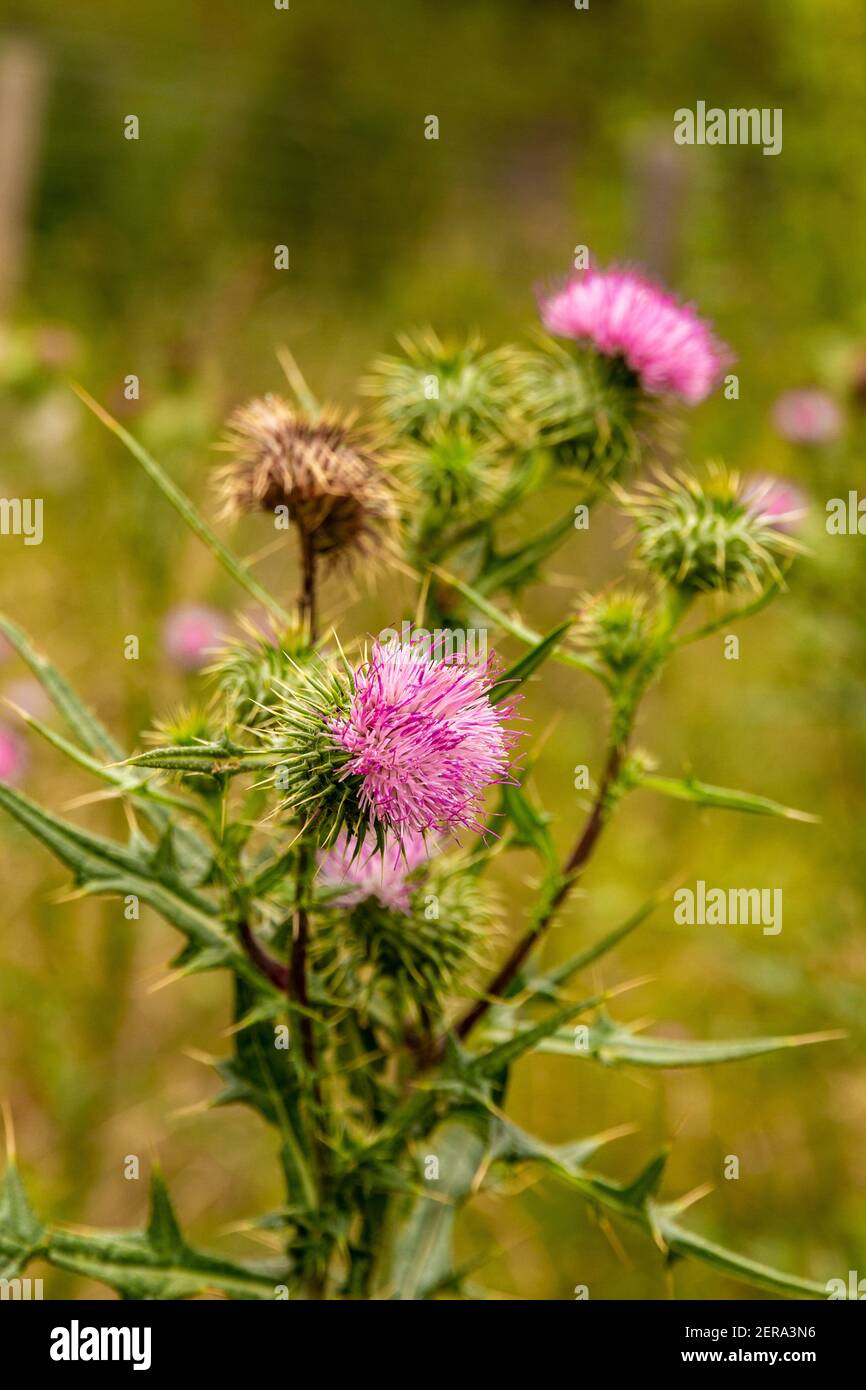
[620, 464, 802, 593]
[512, 339, 643, 478]
[317, 851, 493, 1015]
[206, 622, 316, 732]
[361, 329, 523, 444]
[575, 586, 653, 674]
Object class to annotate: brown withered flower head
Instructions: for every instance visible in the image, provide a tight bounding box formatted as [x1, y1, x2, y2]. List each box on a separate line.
[214, 394, 395, 563]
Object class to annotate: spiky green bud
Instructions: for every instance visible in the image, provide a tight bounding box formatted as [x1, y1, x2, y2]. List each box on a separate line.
[620, 465, 801, 593]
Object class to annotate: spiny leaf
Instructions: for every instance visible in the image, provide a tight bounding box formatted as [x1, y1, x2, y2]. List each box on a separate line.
[124, 744, 273, 775]
[637, 772, 817, 823]
[492, 1011, 842, 1069]
[385, 1122, 487, 1300]
[0, 1164, 45, 1278]
[74, 386, 290, 627]
[0, 611, 121, 762]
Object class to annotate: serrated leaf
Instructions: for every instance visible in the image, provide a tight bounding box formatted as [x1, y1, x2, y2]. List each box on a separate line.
[44, 1171, 289, 1300]
[0, 1164, 45, 1278]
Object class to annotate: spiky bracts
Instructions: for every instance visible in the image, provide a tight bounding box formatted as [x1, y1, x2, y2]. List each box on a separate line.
[315, 837, 493, 1010]
[511, 338, 643, 478]
[361, 329, 523, 443]
[214, 394, 394, 563]
[206, 621, 316, 732]
[271, 636, 520, 842]
[574, 586, 654, 674]
[620, 465, 802, 593]
[540, 266, 731, 404]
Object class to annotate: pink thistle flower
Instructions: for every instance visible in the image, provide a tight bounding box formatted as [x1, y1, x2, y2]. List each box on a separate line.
[539, 266, 731, 403]
[328, 638, 519, 836]
[743, 475, 807, 534]
[772, 389, 841, 446]
[319, 827, 432, 913]
[162, 604, 231, 672]
[0, 722, 27, 785]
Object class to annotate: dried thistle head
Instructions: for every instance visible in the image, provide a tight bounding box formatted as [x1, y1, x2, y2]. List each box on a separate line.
[619, 463, 803, 594]
[214, 394, 395, 563]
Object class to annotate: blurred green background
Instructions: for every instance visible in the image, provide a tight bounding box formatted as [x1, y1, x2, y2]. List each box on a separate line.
[1, 0, 865, 1299]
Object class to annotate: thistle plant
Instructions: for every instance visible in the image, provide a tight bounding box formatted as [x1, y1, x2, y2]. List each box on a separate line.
[0, 267, 837, 1301]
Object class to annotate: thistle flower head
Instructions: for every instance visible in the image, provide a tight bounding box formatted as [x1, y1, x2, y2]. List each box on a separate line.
[621, 464, 802, 593]
[318, 827, 432, 913]
[361, 329, 522, 443]
[162, 604, 231, 671]
[539, 267, 731, 404]
[0, 722, 27, 785]
[742, 475, 807, 535]
[215, 394, 394, 563]
[575, 586, 653, 673]
[772, 389, 841, 445]
[272, 635, 520, 842]
[316, 836, 493, 1009]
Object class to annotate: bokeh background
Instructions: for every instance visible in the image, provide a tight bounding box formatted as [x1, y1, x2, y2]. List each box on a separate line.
[1, 0, 865, 1299]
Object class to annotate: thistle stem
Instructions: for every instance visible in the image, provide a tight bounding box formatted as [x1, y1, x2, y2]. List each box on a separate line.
[291, 838, 318, 1076]
[299, 529, 318, 641]
[239, 920, 289, 991]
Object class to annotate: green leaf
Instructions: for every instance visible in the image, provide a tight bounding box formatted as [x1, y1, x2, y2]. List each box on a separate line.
[528, 891, 664, 999]
[213, 981, 317, 1211]
[490, 620, 573, 704]
[0, 611, 121, 762]
[124, 744, 274, 776]
[508, 1011, 842, 1068]
[0, 1164, 45, 1278]
[490, 1116, 827, 1298]
[0, 784, 273, 993]
[74, 386, 290, 627]
[469, 993, 608, 1079]
[44, 1171, 288, 1300]
[475, 509, 575, 596]
[385, 1121, 487, 1300]
[430, 565, 605, 682]
[497, 779, 558, 871]
[637, 773, 817, 823]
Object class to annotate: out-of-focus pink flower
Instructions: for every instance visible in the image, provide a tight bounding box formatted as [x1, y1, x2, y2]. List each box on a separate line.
[328, 637, 520, 835]
[0, 722, 27, 784]
[162, 604, 230, 671]
[4, 679, 51, 720]
[772, 390, 841, 446]
[539, 266, 731, 403]
[743, 476, 807, 534]
[319, 828, 432, 913]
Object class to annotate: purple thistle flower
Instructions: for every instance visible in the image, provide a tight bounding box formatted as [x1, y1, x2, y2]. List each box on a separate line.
[162, 604, 231, 672]
[539, 266, 731, 403]
[771, 389, 841, 446]
[318, 827, 432, 913]
[743, 475, 807, 534]
[327, 638, 519, 836]
[0, 722, 27, 785]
